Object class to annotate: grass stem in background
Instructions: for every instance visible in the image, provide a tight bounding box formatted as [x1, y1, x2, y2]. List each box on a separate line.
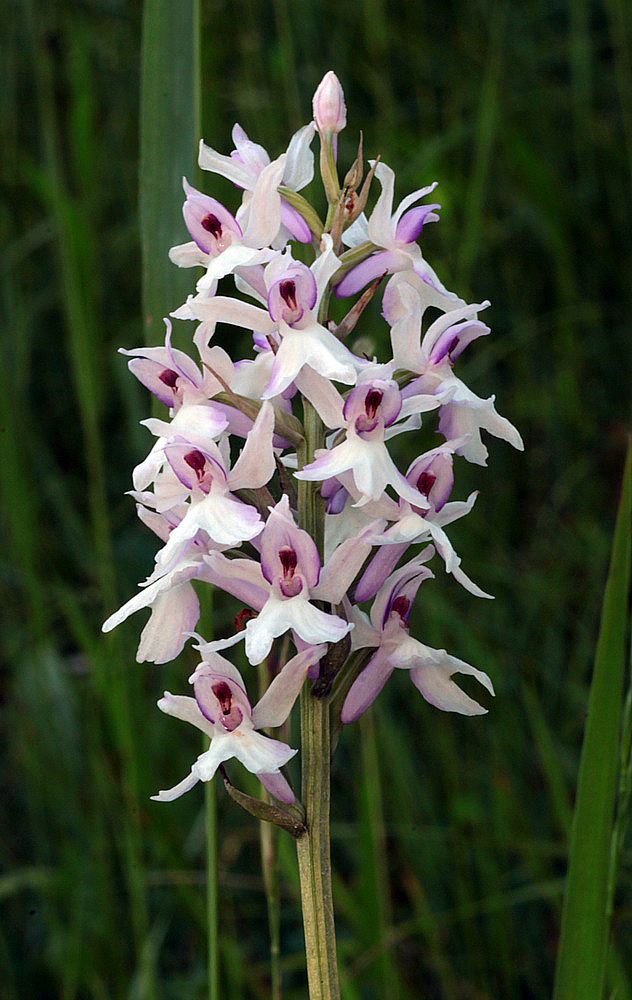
[553, 439, 632, 1000]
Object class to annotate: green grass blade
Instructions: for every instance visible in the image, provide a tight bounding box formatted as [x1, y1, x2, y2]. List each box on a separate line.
[553, 439, 632, 1000]
[140, 0, 201, 347]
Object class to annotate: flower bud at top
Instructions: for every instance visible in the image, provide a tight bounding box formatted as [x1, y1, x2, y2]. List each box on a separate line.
[313, 71, 347, 134]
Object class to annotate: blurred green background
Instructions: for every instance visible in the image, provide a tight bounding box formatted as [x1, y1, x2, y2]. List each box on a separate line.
[1, 0, 631, 997]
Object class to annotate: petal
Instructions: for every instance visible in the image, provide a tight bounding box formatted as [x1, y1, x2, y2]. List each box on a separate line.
[367, 162, 397, 246]
[294, 369, 345, 429]
[137, 582, 200, 664]
[259, 771, 296, 804]
[169, 241, 208, 268]
[252, 645, 326, 729]
[186, 294, 275, 334]
[354, 542, 409, 602]
[283, 122, 316, 190]
[242, 155, 286, 248]
[202, 552, 270, 611]
[334, 250, 402, 298]
[198, 138, 254, 188]
[409, 652, 494, 716]
[228, 400, 276, 491]
[282, 594, 353, 648]
[312, 519, 386, 604]
[157, 692, 215, 737]
[198, 246, 277, 288]
[311, 234, 342, 305]
[280, 200, 312, 243]
[227, 728, 298, 774]
[341, 648, 394, 722]
[102, 561, 199, 634]
[151, 770, 200, 802]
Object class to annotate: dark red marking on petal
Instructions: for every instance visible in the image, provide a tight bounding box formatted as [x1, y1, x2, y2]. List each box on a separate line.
[279, 280, 297, 311]
[391, 595, 411, 624]
[184, 449, 207, 481]
[417, 471, 437, 497]
[279, 546, 298, 579]
[234, 608, 257, 631]
[158, 368, 179, 389]
[365, 389, 383, 419]
[201, 214, 223, 238]
[212, 680, 233, 716]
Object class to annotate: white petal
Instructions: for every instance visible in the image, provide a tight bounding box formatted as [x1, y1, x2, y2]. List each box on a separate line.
[311, 234, 342, 304]
[283, 123, 315, 190]
[157, 692, 214, 736]
[252, 645, 326, 729]
[137, 582, 200, 664]
[242, 155, 286, 247]
[169, 241, 209, 269]
[294, 368, 345, 429]
[225, 727, 297, 774]
[198, 139, 255, 188]
[186, 294, 275, 334]
[367, 162, 397, 246]
[151, 770, 200, 802]
[313, 519, 386, 604]
[228, 400, 276, 491]
[410, 652, 494, 716]
[198, 246, 276, 287]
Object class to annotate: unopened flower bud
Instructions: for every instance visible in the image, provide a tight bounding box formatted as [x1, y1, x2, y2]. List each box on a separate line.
[313, 71, 346, 134]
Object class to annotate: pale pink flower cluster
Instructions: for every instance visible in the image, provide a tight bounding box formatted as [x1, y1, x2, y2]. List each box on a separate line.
[104, 72, 522, 805]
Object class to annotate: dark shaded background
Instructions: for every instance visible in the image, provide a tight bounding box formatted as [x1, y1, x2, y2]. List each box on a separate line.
[1, 0, 631, 997]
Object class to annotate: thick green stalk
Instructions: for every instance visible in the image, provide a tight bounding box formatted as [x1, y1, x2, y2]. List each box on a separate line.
[295, 400, 340, 1000]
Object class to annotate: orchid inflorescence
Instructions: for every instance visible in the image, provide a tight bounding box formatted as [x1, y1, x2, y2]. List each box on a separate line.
[104, 70, 523, 813]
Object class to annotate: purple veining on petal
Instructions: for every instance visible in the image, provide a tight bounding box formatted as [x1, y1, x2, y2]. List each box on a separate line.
[428, 320, 491, 366]
[280, 200, 312, 243]
[334, 250, 399, 298]
[395, 204, 440, 245]
[406, 451, 454, 513]
[182, 178, 242, 255]
[267, 263, 318, 327]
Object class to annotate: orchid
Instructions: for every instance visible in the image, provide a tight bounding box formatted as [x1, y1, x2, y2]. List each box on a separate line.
[153, 645, 325, 804]
[341, 556, 494, 723]
[106, 71, 522, 998]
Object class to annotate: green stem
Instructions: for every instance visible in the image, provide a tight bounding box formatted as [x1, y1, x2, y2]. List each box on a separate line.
[258, 659, 282, 999]
[295, 400, 340, 999]
[205, 776, 220, 1000]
